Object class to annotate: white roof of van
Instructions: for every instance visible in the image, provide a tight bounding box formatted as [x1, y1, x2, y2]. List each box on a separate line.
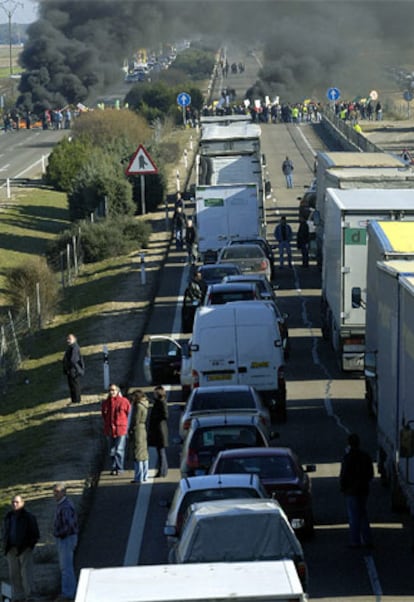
[326, 188, 414, 210]
[328, 166, 414, 182]
[75, 561, 304, 602]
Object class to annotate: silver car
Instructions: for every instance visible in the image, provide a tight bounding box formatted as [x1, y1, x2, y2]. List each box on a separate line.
[217, 244, 271, 280]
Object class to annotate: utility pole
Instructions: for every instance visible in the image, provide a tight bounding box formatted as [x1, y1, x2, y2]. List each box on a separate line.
[0, 0, 23, 78]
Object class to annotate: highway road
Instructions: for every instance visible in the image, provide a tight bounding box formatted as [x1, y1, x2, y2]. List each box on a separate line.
[73, 51, 414, 601]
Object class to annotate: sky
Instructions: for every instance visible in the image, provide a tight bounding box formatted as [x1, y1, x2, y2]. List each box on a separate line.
[0, 0, 38, 24]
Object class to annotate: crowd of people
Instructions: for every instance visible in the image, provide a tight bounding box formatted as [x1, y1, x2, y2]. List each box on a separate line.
[333, 99, 383, 122]
[2, 107, 74, 131]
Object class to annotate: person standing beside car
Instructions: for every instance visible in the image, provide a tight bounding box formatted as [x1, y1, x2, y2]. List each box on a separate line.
[101, 384, 131, 475]
[148, 386, 169, 478]
[129, 390, 150, 484]
[3, 495, 40, 602]
[281, 156, 294, 188]
[297, 216, 310, 267]
[53, 482, 78, 601]
[62, 333, 85, 404]
[274, 216, 293, 269]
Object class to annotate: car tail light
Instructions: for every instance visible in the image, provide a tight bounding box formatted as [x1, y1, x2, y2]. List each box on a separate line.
[187, 448, 199, 469]
[183, 418, 192, 432]
[295, 560, 308, 589]
[192, 369, 199, 387]
[277, 365, 285, 384]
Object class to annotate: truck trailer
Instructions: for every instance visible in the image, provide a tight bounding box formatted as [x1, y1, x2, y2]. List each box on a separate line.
[321, 188, 414, 371]
[364, 221, 414, 415]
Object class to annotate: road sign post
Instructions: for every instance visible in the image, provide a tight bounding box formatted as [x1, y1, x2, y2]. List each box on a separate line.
[125, 145, 158, 215]
[177, 92, 191, 127]
[327, 87, 341, 106]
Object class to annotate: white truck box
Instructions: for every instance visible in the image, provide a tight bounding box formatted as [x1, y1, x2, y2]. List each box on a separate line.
[200, 123, 261, 155]
[200, 114, 252, 125]
[321, 188, 414, 371]
[370, 266, 414, 513]
[195, 184, 260, 260]
[364, 222, 414, 414]
[190, 301, 286, 416]
[75, 561, 307, 602]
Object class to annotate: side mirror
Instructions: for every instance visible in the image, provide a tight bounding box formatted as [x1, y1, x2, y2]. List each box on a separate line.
[352, 287, 362, 308]
[312, 210, 321, 226]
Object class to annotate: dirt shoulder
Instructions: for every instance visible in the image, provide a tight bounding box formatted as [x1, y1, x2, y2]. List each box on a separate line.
[0, 127, 198, 598]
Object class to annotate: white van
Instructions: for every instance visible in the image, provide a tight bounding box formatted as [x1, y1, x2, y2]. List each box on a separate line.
[144, 302, 286, 420]
[75, 561, 308, 602]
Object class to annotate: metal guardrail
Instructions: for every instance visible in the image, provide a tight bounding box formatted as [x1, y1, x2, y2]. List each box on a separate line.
[322, 107, 384, 153]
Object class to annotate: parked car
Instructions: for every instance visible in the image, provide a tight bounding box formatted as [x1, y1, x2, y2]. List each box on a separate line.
[164, 473, 267, 544]
[180, 414, 273, 477]
[198, 263, 242, 286]
[227, 237, 275, 279]
[169, 498, 308, 590]
[179, 385, 271, 439]
[217, 244, 271, 281]
[210, 447, 316, 536]
[203, 282, 260, 306]
[223, 274, 290, 358]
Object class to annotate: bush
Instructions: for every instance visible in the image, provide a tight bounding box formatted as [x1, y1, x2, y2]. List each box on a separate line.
[68, 149, 135, 221]
[45, 137, 93, 192]
[6, 257, 60, 324]
[79, 216, 152, 263]
[173, 49, 215, 80]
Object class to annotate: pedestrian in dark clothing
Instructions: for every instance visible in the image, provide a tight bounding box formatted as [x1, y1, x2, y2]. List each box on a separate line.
[185, 218, 197, 264]
[340, 433, 374, 548]
[148, 386, 169, 478]
[281, 156, 294, 188]
[101, 384, 131, 475]
[274, 216, 293, 268]
[3, 495, 40, 602]
[53, 483, 78, 600]
[129, 390, 149, 483]
[174, 192, 184, 211]
[172, 206, 187, 250]
[297, 217, 310, 267]
[62, 333, 85, 404]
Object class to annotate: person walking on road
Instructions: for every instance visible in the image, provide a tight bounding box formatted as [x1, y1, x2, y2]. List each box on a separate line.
[185, 218, 197, 265]
[340, 433, 374, 549]
[172, 206, 187, 250]
[101, 384, 131, 475]
[53, 482, 78, 601]
[148, 386, 169, 478]
[274, 216, 293, 268]
[62, 333, 85, 404]
[297, 216, 310, 267]
[3, 494, 40, 602]
[129, 390, 150, 484]
[281, 156, 294, 188]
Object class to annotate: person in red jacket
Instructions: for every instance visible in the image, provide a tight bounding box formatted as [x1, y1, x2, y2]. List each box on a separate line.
[101, 384, 131, 475]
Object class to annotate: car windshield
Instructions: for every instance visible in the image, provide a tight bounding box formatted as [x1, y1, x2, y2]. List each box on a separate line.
[191, 426, 264, 450]
[222, 247, 264, 260]
[191, 391, 256, 412]
[216, 455, 297, 479]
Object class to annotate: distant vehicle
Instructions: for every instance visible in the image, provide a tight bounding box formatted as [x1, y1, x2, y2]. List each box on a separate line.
[179, 385, 271, 439]
[169, 498, 308, 590]
[197, 263, 242, 286]
[210, 447, 316, 535]
[163, 473, 267, 544]
[203, 282, 259, 305]
[180, 414, 272, 477]
[217, 244, 271, 281]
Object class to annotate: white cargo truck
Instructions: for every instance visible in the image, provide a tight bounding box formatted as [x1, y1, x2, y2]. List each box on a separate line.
[321, 188, 414, 371]
[364, 261, 414, 513]
[364, 222, 414, 415]
[313, 152, 409, 263]
[199, 122, 261, 156]
[195, 184, 260, 262]
[75, 561, 308, 602]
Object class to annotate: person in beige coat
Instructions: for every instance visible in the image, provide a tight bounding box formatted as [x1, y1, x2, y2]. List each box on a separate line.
[129, 390, 150, 483]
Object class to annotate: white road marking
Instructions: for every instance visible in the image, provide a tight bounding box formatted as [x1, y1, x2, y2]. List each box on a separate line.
[295, 124, 316, 156]
[0, 164, 10, 171]
[123, 263, 189, 566]
[364, 554, 383, 598]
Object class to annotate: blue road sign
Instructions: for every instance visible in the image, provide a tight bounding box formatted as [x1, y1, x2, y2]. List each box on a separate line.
[327, 87, 341, 101]
[177, 92, 191, 107]
[403, 90, 413, 102]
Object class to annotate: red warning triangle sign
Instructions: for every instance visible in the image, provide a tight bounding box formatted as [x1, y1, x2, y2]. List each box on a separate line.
[125, 144, 158, 175]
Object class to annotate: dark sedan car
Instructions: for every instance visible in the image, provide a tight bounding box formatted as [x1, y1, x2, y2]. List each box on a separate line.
[198, 263, 242, 286]
[210, 447, 316, 536]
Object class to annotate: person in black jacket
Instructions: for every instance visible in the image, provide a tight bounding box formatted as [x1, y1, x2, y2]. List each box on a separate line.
[3, 495, 40, 602]
[297, 217, 310, 267]
[340, 433, 374, 548]
[62, 333, 85, 404]
[148, 386, 169, 478]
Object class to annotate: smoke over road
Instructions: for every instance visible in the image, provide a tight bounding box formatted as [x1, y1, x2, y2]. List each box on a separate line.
[17, 0, 414, 111]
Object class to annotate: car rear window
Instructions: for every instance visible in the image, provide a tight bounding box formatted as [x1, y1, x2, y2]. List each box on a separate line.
[222, 247, 264, 260]
[179, 487, 260, 519]
[216, 455, 296, 479]
[209, 290, 255, 304]
[192, 426, 264, 449]
[191, 391, 256, 411]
